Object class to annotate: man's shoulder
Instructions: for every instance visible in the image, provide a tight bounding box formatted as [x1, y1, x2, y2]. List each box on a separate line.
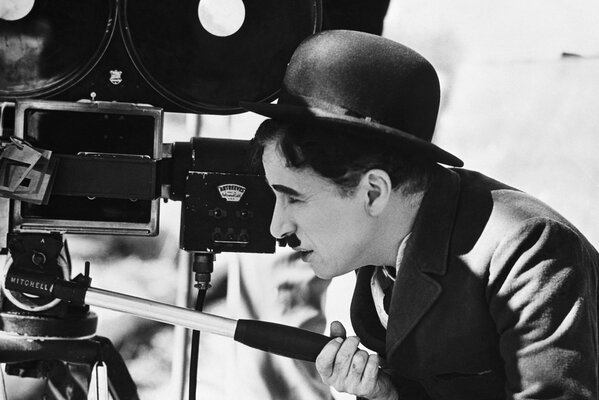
[447, 168, 598, 261]
[451, 168, 571, 227]
[436, 169, 599, 294]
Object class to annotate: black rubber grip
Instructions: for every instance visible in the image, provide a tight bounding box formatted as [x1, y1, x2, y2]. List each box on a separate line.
[234, 319, 333, 362]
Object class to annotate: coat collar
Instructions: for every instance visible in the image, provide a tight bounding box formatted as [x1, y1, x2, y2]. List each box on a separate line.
[350, 167, 462, 357]
[385, 166, 461, 355]
[401, 166, 461, 275]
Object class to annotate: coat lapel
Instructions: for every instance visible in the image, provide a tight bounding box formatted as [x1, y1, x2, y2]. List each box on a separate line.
[386, 167, 461, 356]
[351, 266, 388, 356]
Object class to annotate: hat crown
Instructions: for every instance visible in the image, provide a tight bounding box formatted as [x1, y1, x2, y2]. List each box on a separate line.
[279, 30, 441, 142]
[240, 30, 463, 167]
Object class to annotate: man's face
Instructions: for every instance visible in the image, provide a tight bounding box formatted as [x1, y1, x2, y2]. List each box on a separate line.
[262, 141, 375, 279]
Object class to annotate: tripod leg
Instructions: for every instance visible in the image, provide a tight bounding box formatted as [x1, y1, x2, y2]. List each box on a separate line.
[94, 336, 140, 400]
[0, 366, 8, 400]
[44, 361, 89, 400]
[3, 360, 88, 400]
[0, 336, 139, 400]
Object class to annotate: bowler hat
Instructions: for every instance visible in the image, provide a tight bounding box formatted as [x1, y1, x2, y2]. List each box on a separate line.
[241, 30, 463, 167]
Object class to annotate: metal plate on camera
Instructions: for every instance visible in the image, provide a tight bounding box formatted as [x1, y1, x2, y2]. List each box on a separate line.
[181, 172, 275, 253]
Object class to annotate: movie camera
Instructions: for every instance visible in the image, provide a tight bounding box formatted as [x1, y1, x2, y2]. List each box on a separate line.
[0, 1, 331, 398]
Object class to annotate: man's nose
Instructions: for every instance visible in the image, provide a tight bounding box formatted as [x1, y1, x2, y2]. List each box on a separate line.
[270, 199, 294, 240]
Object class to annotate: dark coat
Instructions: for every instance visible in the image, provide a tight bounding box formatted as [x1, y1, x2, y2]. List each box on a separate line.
[351, 167, 599, 400]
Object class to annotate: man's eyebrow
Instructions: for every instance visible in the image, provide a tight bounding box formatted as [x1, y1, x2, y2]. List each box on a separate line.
[271, 184, 301, 197]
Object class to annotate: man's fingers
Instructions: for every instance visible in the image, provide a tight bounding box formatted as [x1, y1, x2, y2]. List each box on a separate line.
[362, 354, 380, 382]
[315, 336, 391, 400]
[348, 350, 369, 380]
[316, 335, 361, 381]
[350, 353, 381, 397]
[332, 336, 360, 378]
[315, 337, 343, 378]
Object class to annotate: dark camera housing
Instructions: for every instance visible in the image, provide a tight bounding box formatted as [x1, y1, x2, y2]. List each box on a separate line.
[10, 99, 162, 237]
[171, 137, 275, 254]
[2, 99, 276, 254]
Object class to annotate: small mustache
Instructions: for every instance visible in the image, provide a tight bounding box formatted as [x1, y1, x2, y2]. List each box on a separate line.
[278, 234, 301, 248]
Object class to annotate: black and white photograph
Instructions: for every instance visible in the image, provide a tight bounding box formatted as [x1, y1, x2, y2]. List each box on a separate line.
[1, 1, 599, 399]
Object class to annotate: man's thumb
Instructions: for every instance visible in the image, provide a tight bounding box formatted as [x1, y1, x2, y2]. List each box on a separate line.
[330, 320, 347, 339]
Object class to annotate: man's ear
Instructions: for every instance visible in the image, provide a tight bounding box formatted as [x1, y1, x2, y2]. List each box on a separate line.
[362, 169, 392, 216]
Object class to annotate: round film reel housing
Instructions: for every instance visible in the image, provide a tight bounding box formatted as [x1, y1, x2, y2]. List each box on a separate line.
[0, 0, 322, 114]
[0, 0, 116, 100]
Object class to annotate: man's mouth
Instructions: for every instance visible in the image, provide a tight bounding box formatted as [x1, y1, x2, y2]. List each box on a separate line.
[294, 249, 313, 262]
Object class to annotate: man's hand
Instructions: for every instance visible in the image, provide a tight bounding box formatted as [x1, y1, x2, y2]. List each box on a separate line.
[315, 321, 398, 400]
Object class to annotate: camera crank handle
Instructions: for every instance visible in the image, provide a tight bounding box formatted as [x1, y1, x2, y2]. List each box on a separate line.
[234, 319, 333, 362]
[4, 271, 333, 363]
[87, 288, 333, 362]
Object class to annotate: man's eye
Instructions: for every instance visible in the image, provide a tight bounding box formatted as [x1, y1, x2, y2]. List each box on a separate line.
[288, 197, 301, 204]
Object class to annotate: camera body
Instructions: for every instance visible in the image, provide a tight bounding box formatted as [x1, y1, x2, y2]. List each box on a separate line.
[0, 97, 276, 341]
[1, 97, 277, 252]
[170, 137, 275, 254]
[0, 0, 319, 378]
[7, 99, 162, 238]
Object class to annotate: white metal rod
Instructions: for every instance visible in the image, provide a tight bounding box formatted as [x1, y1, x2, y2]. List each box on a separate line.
[85, 287, 237, 338]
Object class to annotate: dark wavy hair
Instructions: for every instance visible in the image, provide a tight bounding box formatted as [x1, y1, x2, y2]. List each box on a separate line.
[251, 119, 436, 196]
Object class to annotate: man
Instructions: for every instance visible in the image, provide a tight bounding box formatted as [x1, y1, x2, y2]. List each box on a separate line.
[241, 30, 599, 399]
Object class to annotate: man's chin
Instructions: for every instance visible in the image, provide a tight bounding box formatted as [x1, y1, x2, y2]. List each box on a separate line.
[310, 264, 338, 280]
[311, 261, 361, 280]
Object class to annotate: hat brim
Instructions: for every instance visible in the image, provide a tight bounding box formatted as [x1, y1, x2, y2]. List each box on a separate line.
[240, 101, 464, 167]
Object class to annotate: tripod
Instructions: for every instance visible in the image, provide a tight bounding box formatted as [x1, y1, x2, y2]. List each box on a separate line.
[0, 233, 140, 400]
[1, 232, 331, 399]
